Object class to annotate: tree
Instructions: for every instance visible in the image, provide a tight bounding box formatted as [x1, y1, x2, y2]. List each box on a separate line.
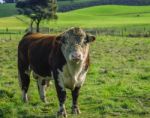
[16, 0, 58, 32]
[4, 0, 16, 3]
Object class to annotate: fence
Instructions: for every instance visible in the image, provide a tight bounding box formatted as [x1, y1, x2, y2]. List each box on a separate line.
[0, 27, 150, 41]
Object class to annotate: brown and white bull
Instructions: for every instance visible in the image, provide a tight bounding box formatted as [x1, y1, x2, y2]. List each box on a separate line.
[18, 27, 95, 117]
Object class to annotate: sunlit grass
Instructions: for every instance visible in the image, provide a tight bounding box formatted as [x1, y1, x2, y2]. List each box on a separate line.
[0, 4, 150, 118]
[0, 35, 150, 117]
[0, 5, 150, 30]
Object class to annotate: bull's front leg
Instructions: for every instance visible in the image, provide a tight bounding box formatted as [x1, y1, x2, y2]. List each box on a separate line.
[53, 71, 67, 118]
[71, 87, 81, 114]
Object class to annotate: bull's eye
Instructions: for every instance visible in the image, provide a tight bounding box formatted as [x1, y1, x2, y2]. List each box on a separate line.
[83, 39, 88, 44]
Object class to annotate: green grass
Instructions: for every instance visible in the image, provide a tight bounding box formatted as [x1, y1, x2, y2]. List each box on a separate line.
[0, 5, 150, 31]
[46, 5, 150, 29]
[0, 4, 150, 118]
[0, 0, 97, 17]
[72, 5, 150, 16]
[0, 34, 150, 117]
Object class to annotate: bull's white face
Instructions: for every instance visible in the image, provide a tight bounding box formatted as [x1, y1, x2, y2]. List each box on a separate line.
[58, 27, 95, 63]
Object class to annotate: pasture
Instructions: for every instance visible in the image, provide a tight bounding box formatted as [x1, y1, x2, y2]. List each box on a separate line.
[0, 34, 150, 117]
[0, 0, 96, 17]
[1, 5, 150, 30]
[1, 5, 150, 39]
[0, 4, 150, 118]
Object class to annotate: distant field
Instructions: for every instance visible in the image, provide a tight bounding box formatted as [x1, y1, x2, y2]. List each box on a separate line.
[54, 5, 150, 29]
[0, 5, 150, 32]
[0, 3, 17, 17]
[0, 0, 96, 17]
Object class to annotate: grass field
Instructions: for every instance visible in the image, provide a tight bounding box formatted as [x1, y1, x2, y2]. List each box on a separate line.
[0, 5, 150, 30]
[0, 0, 96, 17]
[0, 4, 150, 118]
[0, 35, 150, 117]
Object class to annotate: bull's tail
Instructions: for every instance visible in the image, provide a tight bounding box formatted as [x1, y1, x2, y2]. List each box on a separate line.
[18, 42, 30, 102]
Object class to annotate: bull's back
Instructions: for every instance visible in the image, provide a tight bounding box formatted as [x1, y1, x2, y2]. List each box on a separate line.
[18, 33, 57, 76]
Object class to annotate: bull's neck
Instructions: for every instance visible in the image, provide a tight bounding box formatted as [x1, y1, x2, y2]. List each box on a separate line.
[67, 60, 83, 79]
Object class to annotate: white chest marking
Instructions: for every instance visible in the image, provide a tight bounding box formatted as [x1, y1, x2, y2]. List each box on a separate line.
[58, 63, 87, 90]
[58, 45, 89, 90]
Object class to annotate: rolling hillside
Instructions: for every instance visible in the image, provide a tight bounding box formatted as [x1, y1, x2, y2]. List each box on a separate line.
[0, 0, 150, 17]
[0, 1, 98, 17]
[0, 5, 150, 30]
[70, 5, 150, 16]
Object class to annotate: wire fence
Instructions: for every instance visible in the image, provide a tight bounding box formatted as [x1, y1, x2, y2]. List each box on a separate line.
[0, 27, 150, 41]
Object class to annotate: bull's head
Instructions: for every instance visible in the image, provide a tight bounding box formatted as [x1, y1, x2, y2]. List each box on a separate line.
[57, 27, 95, 63]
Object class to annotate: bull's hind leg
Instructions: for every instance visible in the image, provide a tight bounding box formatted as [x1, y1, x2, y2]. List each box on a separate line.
[33, 72, 49, 103]
[18, 63, 30, 103]
[37, 78, 48, 103]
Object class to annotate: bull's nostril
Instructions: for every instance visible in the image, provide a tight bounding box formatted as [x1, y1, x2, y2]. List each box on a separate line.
[72, 53, 81, 60]
[77, 55, 81, 58]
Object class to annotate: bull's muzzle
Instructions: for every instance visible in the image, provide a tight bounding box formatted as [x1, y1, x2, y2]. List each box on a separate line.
[71, 52, 82, 62]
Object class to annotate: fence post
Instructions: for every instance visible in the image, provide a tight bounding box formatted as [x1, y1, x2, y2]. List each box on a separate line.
[9, 34, 11, 41]
[121, 29, 123, 37]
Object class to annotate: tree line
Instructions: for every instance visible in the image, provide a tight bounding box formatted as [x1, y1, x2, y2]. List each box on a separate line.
[58, 0, 150, 12]
[3, 0, 74, 3]
[4, 0, 150, 5]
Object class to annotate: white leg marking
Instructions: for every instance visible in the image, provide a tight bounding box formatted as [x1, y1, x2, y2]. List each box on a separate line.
[45, 79, 50, 87]
[18, 70, 28, 102]
[22, 90, 28, 102]
[57, 104, 67, 118]
[57, 69, 66, 91]
[59, 104, 65, 112]
[25, 69, 31, 76]
[33, 71, 53, 103]
[37, 78, 47, 103]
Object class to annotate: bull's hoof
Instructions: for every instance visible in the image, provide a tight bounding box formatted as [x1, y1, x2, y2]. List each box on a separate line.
[40, 96, 48, 103]
[23, 98, 28, 103]
[22, 96, 28, 103]
[56, 110, 67, 118]
[71, 106, 81, 114]
[42, 98, 48, 103]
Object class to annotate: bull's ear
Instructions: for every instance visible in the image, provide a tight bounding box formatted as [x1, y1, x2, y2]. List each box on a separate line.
[86, 33, 96, 43]
[56, 35, 65, 43]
